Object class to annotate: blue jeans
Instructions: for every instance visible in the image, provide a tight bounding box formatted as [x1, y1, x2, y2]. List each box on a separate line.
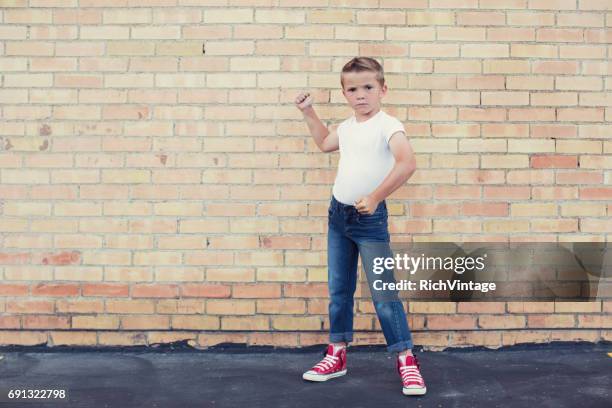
[327, 194, 413, 353]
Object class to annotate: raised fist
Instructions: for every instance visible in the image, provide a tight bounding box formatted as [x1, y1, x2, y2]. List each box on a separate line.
[295, 91, 313, 111]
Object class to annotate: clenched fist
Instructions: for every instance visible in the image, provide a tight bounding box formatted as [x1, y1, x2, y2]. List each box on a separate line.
[295, 91, 313, 111]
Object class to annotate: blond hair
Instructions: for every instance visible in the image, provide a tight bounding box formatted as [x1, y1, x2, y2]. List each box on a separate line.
[340, 57, 385, 89]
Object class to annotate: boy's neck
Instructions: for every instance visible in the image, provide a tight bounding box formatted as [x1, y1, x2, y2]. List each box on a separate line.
[355, 108, 381, 123]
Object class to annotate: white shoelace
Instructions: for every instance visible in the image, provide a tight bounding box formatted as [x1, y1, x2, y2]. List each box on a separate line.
[314, 354, 338, 371]
[400, 366, 423, 384]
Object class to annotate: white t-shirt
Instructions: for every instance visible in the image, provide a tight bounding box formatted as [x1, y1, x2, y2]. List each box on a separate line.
[331, 110, 406, 205]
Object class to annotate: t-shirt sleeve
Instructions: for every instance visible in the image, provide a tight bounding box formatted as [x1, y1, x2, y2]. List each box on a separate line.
[383, 115, 406, 144]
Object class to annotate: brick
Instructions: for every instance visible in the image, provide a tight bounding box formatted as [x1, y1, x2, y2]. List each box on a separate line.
[488, 27, 535, 41]
[432, 90, 479, 104]
[232, 283, 281, 298]
[527, 314, 575, 328]
[430, 0, 478, 8]
[556, 171, 603, 184]
[580, 219, 612, 233]
[482, 91, 529, 106]
[507, 302, 555, 313]
[221, 316, 269, 330]
[106, 299, 155, 314]
[580, 187, 612, 200]
[121, 316, 169, 330]
[507, 76, 554, 90]
[461, 202, 508, 216]
[72, 316, 118, 329]
[458, 170, 506, 184]
[479, 315, 525, 329]
[532, 124, 576, 138]
[532, 60, 579, 74]
[555, 301, 601, 313]
[507, 170, 554, 184]
[511, 203, 557, 217]
[481, 154, 529, 168]
[204, 9, 253, 23]
[156, 300, 204, 315]
[308, 9, 353, 23]
[357, 10, 405, 25]
[50, 332, 97, 346]
[529, 0, 576, 9]
[272, 316, 321, 330]
[0, 332, 47, 346]
[257, 299, 306, 314]
[579, 0, 612, 10]
[502, 330, 551, 346]
[457, 302, 505, 314]
[256, 9, 303, 23]
[434, 186, 481, 199]
[508, 11, 555, 26]
[531, 92, 577, 106]
[405, 11, 453, 25]
[409, 75, 456, 90]
[459, 108, 506, 122]
[461, 44, 508, 58]
[82, 283, 129, 297]
[508, 139, 555, 153]
[7, 300, 54, 314]
[531, 155, 577, 168]
[358, 43, 409, 57]
[532, 186, 577, 200]
[561, 45, 606, 60]
[580, 156, 612, 169]
[171, 316, 219, 330]
[409, 302, 456, 314]
[207, 300, 255, 315]
[23, 315, 70, 329]
[411, 44, 459, 58]
[0, 283, 29, 296]
[31, 283, 79, 297]
[558, 12, 604, 27]
[458, 11, 506, 26]
[556, 76, 602, 91]
[427, 315, 477, 330]
[551, 330, 601, 342]
[433, 60, 481, 75]
[249, 332, 299, 347]
[559, 108, 605, 122]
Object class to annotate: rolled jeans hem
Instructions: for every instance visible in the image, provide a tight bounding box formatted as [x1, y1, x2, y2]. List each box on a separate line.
[330, 332, 353, 343]
[387, 340, 413, 353]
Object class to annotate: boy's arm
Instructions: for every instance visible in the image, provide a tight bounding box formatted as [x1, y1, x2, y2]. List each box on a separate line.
[295, 92, 339, 153]
[302, 107, 339, 153]
[355, 132, 416, 214]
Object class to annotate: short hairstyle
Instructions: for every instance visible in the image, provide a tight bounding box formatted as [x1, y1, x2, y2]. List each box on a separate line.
[340, 57, 385, 89]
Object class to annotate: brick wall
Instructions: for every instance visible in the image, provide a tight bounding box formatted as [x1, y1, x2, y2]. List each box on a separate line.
[0, 0, 610, 349]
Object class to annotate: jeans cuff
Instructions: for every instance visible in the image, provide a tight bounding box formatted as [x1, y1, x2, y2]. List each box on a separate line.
[387, 340, 413, 353]
[330, 331, 353, 343]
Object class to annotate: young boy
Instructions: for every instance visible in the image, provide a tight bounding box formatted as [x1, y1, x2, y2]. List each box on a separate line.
[294, 57, 426, 396]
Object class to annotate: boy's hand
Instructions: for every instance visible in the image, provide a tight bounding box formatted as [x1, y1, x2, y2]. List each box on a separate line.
[295, 91, 313, 111]
[355, 195, 380, 215]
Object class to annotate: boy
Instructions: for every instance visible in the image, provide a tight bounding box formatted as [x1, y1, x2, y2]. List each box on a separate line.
[294, 57, 426, 396]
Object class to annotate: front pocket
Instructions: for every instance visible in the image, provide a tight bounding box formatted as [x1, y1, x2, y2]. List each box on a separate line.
[357, 211, 386, 225]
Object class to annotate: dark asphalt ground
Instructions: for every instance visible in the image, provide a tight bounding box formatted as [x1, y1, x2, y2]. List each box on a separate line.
[0, 341, 610, 408]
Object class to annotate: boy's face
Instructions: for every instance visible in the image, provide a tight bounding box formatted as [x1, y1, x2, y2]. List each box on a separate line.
[341, 71, 387, 117]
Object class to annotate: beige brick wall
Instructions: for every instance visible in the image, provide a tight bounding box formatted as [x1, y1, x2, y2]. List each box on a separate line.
[0, 1, 610, 349]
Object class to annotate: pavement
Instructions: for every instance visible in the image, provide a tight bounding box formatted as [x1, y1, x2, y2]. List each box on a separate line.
[0, 341, 610, 408]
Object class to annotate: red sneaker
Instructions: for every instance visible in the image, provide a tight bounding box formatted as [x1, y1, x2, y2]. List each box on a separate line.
[397, 354, 427, 396]
[302, 344, 347, 382]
